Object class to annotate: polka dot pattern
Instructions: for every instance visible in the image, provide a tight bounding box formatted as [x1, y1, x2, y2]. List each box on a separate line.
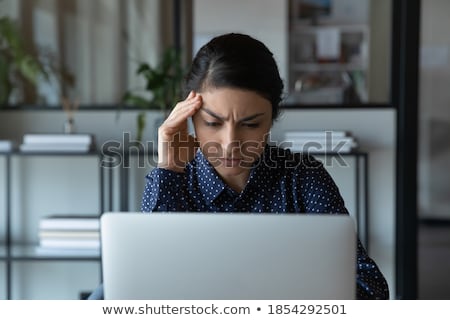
[141, 145, 389, 299]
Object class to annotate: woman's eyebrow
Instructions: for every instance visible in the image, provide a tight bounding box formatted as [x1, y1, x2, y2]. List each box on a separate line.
[239, 113, 265, 122]
[201, 107, 226, 121]
[201, 107, 265, 122]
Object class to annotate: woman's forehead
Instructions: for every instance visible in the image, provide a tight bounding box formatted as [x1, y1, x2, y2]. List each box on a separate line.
[199, 87, 271, 114]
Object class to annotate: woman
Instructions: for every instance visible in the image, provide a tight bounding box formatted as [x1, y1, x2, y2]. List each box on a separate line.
[141, 33, 389, 299]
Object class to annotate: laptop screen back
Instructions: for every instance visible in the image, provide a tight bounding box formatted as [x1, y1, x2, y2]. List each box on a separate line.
[101, 212, 356, 300]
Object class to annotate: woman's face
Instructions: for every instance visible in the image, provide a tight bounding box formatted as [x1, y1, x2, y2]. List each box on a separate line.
[192, 87, 272, 183]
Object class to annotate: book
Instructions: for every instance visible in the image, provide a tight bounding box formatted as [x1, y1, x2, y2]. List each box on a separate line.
[39, 230, 100, 239]
[284, 130, 349, 139]
[0, 140, 13, 152]
[37, 215, 101, 251]
[284, 130, 357, 153]
[19, 143, 92, 153]
[284, 136, 356, 144]
[23, 133, 94, 145]
[289, 143, 356, 153]
[34, 246, 100, 257]
[20, 133, 95, 153]
[39, 238, 100, 249]
[39, 214, 100, 231]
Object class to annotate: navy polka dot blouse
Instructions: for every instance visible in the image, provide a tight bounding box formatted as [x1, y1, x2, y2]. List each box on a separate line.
[141, 145, 389, 299]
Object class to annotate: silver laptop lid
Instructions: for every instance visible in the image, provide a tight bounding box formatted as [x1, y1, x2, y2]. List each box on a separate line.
[101, 212, 356, 300]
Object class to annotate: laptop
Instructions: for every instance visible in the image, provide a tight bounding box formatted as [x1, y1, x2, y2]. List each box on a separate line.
[100, 212, 356, 300]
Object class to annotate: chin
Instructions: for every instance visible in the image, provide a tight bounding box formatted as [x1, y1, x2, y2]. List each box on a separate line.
[214, 161, 253, 177]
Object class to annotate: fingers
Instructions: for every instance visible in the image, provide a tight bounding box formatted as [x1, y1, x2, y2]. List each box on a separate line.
[157, 92, 202, 171]
[186, 90, 195, 99]
[179, 91, 202, 113]
[161, 92, 202, 135]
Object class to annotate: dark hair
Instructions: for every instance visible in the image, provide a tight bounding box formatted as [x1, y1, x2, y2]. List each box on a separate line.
[185, 33, 284, 121]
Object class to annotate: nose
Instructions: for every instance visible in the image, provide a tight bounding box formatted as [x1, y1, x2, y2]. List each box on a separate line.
[221, 126, 240, 155]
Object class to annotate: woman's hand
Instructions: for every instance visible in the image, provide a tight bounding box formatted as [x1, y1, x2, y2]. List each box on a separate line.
[157, 91, 202, 172]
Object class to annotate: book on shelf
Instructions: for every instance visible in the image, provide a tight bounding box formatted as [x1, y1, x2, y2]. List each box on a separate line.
[20, 133, 95, 153]
[284, 130, 349, 139]
[39, 214, 100, 231]
[38, 215, 101, 251]
[23, 133, 94, 145]
[39, 230, 100, 239]
[0, 140, 14, 152]
[34, 246, 100, 257]
[284, 130, 358, 153]
[19, 143, 92, 153]
[39, 238, 100, 249]
[288, 143, 356, 153]
[284, 136, 356, 145]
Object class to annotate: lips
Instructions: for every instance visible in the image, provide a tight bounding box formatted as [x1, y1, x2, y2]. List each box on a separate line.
[219, 158, 243, 167]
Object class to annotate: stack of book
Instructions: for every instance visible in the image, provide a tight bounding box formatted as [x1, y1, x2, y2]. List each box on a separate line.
[284, 130, 358, 153]
[19, 133, 95, 153]
[0, 140, 13, 152]
[37, 214, 100, 254]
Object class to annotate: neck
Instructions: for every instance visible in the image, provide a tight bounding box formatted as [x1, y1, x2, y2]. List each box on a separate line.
[222, 172, 250, 193]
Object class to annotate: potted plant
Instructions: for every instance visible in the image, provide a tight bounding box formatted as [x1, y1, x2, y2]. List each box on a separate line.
[0, 16, 48, 105]
[122, 47, 185, 142]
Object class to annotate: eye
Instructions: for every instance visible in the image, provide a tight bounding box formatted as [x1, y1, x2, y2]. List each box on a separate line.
[242, 123, 260, 128]
[204, 121, 221, 127]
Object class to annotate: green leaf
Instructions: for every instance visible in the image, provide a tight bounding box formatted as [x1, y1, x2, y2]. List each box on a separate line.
[136, 112, 146, 142]
[121, 46, 187, 140]
[0, 55, 12, 104]
[136, 63, 151, 74]
[122, 91, 152, 109]
[144, 70, 165, 90]
[0, 16, 50, 104]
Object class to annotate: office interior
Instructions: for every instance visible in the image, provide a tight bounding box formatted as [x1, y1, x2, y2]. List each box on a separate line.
[0, 0, 447, 300]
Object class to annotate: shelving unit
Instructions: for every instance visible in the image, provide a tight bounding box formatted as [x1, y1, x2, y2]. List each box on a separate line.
[0, 149, 157, 299]
[287, 0, 370, 105]
[0, 151, 106, 300]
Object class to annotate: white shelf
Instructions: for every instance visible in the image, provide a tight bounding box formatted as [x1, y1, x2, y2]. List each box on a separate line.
[292, 62, 366, 72]
[291, 23, 369, 34]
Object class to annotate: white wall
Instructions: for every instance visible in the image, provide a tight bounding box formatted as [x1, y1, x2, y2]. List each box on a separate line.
[193, 0, 288, 85]
[0, 0, 20, 18]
